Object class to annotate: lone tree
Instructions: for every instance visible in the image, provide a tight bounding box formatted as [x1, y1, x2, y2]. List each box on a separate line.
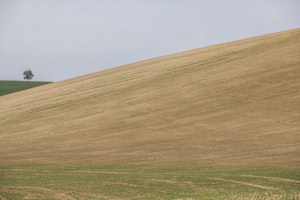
[23, 69, 34, 80]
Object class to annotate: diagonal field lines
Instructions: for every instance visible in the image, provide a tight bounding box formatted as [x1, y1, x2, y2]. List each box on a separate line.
[1, 29, 300, 199]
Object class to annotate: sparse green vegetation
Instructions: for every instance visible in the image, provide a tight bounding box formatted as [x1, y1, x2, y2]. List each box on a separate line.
[0, 81, 52, 96]
[0, 164, 299, 199]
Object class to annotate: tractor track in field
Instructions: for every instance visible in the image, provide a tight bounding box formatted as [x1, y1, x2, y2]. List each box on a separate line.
[240, 174, 300, 184]
[231, 191, 300, 200]
[208, 177, 278, 190]
[0, 186, 75, 200]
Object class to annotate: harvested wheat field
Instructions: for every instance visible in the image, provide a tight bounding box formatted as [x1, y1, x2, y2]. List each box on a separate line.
[1, 28, 300, 199]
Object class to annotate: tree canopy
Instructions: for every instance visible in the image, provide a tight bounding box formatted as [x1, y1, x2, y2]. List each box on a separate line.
[23, 69, 34, 80]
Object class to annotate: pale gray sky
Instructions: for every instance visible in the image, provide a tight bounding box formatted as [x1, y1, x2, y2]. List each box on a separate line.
[0, 0, 299, 82]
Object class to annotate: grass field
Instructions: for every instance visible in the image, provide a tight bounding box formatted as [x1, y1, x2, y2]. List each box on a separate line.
[0, 29, 300, 199]
[1, 164, 299, 199]
[0, 81, 52, 96]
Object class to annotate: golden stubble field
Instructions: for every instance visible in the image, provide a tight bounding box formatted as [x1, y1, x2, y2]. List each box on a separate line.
[1, 28, 300, 200]
[0, 28, 300, 167]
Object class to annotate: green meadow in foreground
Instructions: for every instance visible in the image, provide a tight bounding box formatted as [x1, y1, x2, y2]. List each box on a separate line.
[0, 81, 52, 96]
[0, 164, 299, 200]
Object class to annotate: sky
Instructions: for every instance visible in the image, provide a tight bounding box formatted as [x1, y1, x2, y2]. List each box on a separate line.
[0, 0, 299, 82]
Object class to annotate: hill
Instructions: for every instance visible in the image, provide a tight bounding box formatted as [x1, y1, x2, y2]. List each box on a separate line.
[0, 80, 52, 96]
[0, 28, 300, 199]
[0, 29, 299, 167]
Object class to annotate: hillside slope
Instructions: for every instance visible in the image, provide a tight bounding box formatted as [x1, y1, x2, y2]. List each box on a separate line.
[0, 29, 299, 167]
